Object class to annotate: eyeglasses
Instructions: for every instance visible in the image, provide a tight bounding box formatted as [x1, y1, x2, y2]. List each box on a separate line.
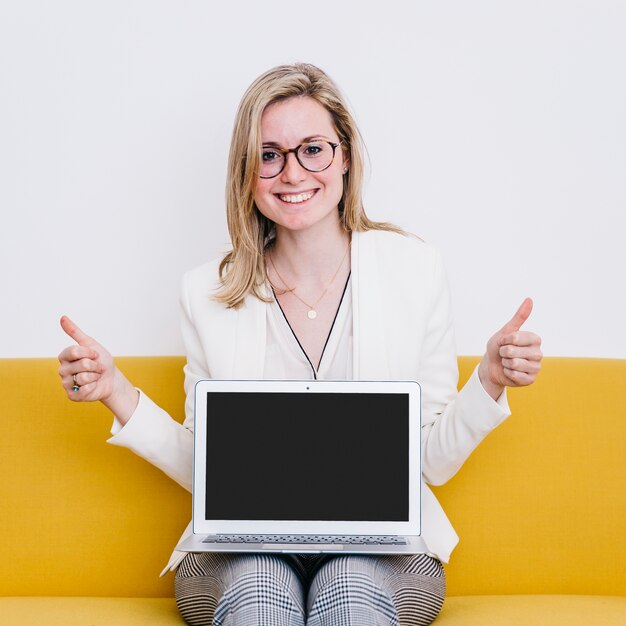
[259, 140, 342, 179]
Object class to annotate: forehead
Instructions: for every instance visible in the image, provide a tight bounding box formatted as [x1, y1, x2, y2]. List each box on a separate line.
[260, 96, 336, 144]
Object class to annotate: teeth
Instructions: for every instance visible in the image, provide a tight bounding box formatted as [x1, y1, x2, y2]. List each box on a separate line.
[279, 192, 314, 203]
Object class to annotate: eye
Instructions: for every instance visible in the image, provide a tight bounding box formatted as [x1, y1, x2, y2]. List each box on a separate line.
[302, 142, 324, 157]
[261, 148, 281, 162]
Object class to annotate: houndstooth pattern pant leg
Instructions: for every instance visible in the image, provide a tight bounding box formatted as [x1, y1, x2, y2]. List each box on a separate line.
[175, 552, 445, 626]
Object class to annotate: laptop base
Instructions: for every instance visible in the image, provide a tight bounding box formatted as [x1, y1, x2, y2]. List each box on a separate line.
[177, 534, 428, 555]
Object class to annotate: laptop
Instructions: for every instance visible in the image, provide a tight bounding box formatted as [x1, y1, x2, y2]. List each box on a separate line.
[176, 379, 427, 555]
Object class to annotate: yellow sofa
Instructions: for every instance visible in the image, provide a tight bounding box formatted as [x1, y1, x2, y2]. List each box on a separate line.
[1, 356, 625, 625]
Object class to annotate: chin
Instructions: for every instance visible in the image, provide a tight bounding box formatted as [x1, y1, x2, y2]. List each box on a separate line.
[278, 216, 319, 232]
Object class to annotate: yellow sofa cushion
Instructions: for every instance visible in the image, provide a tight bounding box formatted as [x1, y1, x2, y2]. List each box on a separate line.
[0, 597, 183, 625]
[1, 357, 624, 602]
[2, 594, 625, 625]
[438, 595, 626, 625]
[439, 357, 626, 597]
[0, 357, 190, 598]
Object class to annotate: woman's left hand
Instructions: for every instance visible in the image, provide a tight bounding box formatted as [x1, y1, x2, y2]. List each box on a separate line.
[478, 297, 543, 400]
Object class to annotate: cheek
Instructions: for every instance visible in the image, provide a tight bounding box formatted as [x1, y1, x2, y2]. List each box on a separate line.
[254, 180, 272, 209]
[325, 170, 345, 198]
[254, 178, 267, 197]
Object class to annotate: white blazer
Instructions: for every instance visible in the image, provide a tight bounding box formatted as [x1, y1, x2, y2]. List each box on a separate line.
[109, 229, 510, 574]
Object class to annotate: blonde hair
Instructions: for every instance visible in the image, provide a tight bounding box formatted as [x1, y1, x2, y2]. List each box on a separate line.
[216, 63, 402, 308]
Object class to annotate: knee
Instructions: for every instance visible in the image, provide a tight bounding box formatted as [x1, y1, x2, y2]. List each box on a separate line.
[307, 557, 395, 623]
[176, 553, 305, 626]
[308, 556, 445, 626]
[218, 555, 305, 624]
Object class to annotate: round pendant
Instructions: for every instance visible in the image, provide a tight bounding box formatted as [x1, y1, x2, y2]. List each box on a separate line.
[307, 309, 317, 320]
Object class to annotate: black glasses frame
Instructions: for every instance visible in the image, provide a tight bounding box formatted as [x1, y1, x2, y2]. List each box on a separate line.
[259, 141, 342, 179]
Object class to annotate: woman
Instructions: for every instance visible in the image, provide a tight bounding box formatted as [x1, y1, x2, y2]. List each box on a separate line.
[58, 63, 542, 625]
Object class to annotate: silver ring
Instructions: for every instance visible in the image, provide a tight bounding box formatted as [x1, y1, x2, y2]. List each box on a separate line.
[72, 374, 80, 392]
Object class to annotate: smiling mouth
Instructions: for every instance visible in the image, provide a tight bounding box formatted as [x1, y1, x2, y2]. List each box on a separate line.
[277, 191, 316, 204]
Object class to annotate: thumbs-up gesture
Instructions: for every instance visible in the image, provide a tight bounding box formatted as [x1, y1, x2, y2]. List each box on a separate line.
[58, 316, 116, 402]
[477, 298, 543, 400]
[58, 316, 139, 422]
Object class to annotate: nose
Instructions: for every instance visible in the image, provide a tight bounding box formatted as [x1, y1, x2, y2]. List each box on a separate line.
[280, 151, 307, 184]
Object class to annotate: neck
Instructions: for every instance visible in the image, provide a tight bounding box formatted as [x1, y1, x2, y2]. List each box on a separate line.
[271, 220, 350, 281]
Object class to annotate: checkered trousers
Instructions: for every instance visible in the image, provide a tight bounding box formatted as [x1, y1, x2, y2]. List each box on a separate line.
[175, 552, 445, 625]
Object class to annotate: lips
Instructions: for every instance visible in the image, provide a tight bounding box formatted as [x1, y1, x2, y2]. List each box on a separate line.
[276, 190, 316, 204]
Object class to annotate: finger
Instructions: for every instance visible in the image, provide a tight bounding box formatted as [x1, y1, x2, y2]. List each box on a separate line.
[503, 368, 536, 387]
[70, 371, 102, 387]
[498, 298, 533, 336]
[59, 357, 103, 378]
[67, 380, 98, 400]
[499, 331, 542, 349]
[58, 344, 99, 364]
[60, 315, 95, 347]
[501, 358, 542, 375]
[499, 343, 543, 360]
[62, 375, 82, 393]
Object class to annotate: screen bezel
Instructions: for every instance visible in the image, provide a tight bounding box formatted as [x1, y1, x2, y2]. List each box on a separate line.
[192, 379, 421, 536]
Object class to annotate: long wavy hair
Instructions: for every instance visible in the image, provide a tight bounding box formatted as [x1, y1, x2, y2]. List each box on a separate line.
[215, 63, 401, 308]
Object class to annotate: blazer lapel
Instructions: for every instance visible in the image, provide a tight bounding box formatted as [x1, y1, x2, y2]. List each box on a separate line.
[351, 231, 390, 380]
[231, 286, 267, 379]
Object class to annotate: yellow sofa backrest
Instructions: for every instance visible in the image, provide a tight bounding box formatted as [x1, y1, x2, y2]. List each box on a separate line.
[0, 357, 624, 597]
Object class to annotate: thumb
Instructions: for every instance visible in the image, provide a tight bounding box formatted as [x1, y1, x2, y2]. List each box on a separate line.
[60, 315, 96, 347]
[498, 297, 533, 336]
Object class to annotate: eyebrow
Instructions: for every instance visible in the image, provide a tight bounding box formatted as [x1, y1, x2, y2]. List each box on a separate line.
[261, 135, 333, 147]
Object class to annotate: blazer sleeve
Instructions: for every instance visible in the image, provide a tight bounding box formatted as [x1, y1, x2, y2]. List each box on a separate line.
[106, 270, 209, 493]
[419, 248, 510, 486]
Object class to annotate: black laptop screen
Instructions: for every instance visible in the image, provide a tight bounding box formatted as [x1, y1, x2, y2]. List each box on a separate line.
[204, 392, 409, 522]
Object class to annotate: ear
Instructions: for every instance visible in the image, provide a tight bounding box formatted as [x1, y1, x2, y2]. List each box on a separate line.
[340, 140, 350, 176]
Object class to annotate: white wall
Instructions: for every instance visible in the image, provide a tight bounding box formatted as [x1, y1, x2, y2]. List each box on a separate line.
[1, 1, 624, 358]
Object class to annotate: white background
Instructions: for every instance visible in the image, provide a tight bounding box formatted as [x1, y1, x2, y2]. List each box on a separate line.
[1, 1, 624, 358]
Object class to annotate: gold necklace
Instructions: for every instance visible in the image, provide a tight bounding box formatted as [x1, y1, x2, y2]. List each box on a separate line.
[268, 242, 350, 320]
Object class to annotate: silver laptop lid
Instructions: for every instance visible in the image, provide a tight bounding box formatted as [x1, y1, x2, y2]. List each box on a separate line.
[193, 379, 421, 537]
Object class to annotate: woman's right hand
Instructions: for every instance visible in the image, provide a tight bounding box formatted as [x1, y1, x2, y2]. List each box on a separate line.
[59, 315, 114, 402]
[58, 316, 139, 424]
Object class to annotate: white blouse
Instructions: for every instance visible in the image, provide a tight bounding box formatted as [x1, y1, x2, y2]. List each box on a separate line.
[264, 276, 353, 381]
